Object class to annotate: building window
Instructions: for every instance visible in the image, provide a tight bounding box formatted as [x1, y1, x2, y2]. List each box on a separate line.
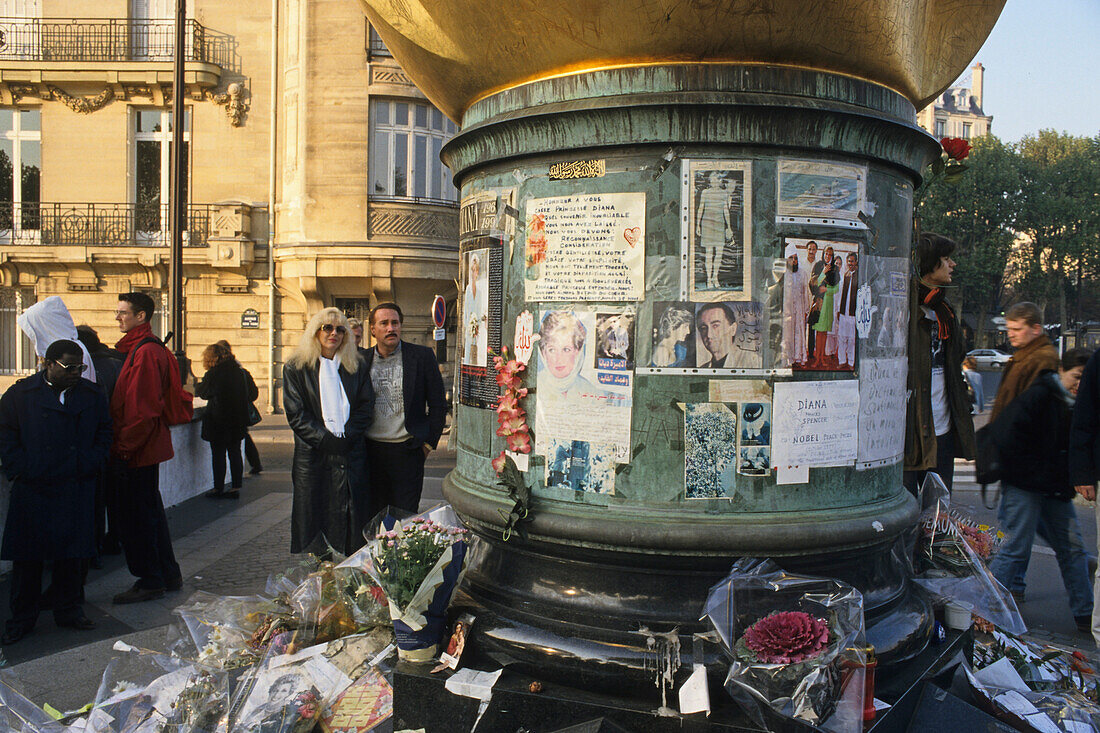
[961, 122, 972, 140]
[0, 287, 37, 374]
[367, 24, 391, 57]
[132, 108, 190, 237]
[369, 99, 458, 204]
[0, 109, 41, 234]
[934, 119, 946, 139]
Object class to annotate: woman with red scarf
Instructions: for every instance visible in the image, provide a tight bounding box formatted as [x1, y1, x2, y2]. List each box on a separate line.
[903, 232, 976, 494]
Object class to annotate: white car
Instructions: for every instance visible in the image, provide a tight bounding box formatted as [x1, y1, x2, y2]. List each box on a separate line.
[966, 348, 1011, 369]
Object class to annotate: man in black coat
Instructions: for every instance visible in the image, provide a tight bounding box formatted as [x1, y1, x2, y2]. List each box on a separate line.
[1071, 348, 1100, 645]
[363, 302, 447, 515]
[0, 339, 112, 644]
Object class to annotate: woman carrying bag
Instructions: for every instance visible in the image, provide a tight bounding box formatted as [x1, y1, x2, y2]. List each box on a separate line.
[197, 342, 255, 499]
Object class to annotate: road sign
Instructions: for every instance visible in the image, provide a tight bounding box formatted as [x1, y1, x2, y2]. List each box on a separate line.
[434, 327, 446, 341]
[432, 295, 446, 328]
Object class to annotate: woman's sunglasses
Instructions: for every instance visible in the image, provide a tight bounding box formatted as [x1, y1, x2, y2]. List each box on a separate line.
[319, 324, 347, 335]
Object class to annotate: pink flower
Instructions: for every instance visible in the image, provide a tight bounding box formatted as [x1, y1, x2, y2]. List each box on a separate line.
[506, 432, 532, 453]
[741, 611, 830, 664]
[492, 451, 507, 473]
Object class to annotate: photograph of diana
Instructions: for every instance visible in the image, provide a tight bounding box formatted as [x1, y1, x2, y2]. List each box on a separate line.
[461, 248, 489, 367]
[650, 302, 696, 368]
[686, 160, 752, 301]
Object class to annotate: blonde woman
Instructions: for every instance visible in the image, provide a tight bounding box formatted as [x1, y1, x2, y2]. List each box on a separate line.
[282, 308, 374, 556]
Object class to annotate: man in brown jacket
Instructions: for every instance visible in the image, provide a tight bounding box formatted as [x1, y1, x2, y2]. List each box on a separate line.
[990, 302, 1059, 420]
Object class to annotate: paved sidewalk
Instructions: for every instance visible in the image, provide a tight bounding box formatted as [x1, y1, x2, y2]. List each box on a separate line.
[0, 415, 455, 712]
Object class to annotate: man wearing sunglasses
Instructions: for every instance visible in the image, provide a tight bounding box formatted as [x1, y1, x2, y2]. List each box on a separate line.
[0, 339, 111, 644]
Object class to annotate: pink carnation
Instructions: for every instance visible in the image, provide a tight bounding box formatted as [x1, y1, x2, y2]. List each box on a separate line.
[741, 611, 830, 664]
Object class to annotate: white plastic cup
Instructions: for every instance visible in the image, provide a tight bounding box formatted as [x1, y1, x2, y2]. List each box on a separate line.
[944, 601, 973, 631]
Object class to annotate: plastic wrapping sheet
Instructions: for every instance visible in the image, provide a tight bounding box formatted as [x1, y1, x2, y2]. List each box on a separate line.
[965, 659, 1100, 733]
[360, 504, 469, 660]
[227, 642, 351, 733]
[701, 558, 867, 733]
[169, 593, 278, 670]
[973, 626, 1100, 704]
[914, 473, 1026, 635]
[0, 669, 65, 733]
[89, 646, 227, 733]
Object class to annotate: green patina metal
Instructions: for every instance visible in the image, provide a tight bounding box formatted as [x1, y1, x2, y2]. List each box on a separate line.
[443, 64, 939, 558]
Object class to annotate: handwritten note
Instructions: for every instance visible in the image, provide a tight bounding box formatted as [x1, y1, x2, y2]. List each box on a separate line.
[772, 380, 859, 467]
[856, 358, 907, 468]
[524, 193, 645, 301]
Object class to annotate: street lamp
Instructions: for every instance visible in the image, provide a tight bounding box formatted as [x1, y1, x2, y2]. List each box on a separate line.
[167, 0, 187, 381]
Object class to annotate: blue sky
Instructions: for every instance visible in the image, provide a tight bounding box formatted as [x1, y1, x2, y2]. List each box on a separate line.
[959, 0, 1099, 142]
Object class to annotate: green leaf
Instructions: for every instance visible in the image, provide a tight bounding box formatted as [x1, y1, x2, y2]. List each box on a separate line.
[931, 157, 946, 176]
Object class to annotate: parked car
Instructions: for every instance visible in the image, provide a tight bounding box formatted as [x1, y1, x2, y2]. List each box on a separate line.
[966, 348, 1011, 369]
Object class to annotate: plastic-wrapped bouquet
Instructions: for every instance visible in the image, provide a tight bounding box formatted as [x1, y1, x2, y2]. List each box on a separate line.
[702, 558, 867, 733]
[363, 504, 469, 662]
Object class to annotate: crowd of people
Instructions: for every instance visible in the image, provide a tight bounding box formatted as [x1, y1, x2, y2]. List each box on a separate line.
[0, 296, 445, 647]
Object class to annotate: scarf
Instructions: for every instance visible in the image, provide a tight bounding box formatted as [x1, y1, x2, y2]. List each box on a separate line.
[918, 282, 954, 341]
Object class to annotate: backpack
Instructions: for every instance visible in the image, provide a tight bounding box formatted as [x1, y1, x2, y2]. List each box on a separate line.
[124, 336, 195, 426]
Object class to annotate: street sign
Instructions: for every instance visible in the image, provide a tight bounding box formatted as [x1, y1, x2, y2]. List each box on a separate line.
[434, 327, 446, 341]
[432, 295, 446, 328]
[241, 308, 260, 329]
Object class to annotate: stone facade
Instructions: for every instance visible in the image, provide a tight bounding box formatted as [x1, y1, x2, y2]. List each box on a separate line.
[0, 0, 459, 408]
[917, 62, 993, 140]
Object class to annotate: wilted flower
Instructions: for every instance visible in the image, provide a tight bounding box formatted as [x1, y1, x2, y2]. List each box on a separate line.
[741, 611, 830, 664]
[492, 451, 508, 473]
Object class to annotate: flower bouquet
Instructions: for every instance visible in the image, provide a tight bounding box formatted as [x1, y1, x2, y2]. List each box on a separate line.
[702, 558, 867, 733]
[913, 473, 1025, 635]
[362, 504, 469, 662]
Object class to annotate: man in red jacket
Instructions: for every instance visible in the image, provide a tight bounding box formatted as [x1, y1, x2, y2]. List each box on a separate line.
[108, 292, 187, 604]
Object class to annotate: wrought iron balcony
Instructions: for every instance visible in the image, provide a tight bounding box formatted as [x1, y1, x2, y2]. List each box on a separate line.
[0, 18, 231, 67]
[0, 202, 213, 247]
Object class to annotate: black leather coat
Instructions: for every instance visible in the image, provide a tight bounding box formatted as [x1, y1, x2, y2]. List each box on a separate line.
[283, 356, 374, 555]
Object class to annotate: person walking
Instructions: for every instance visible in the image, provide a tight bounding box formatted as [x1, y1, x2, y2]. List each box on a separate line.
[962, 356, 984, 414]
[215, 340, 262, 475]
[363, 302, 447, 516]
[989, 348, 1093, 632]
[109, 292, 192, 604]
[1071, 349, 1100, 646]
[990, 302, 1059, 420]
[283, 308, 374, 556]
[0, 339, 111, 643]
[903, 232, 975, 493]
[197, 342, 255, 499]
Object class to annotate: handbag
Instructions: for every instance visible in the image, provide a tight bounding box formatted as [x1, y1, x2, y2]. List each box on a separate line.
[974, 422, 1002, 486]
[247, 402, 262, 427]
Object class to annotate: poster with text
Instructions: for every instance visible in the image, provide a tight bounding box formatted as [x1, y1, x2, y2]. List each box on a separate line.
[458, 236, 504, 409]
[777, 160, 866, 224]
[779, 238, 859, 372]
[685, 160, 753, 302]
[695, 301, 764, 369]
[461, 247, 489, 367]
[856, 357, 907, 469]
[685, 402, 738, 498]
[534, 309, 633, 465]
[650, 301, 696, 368]
[772, 380, 859, 468]
[524, 193, 645, 301]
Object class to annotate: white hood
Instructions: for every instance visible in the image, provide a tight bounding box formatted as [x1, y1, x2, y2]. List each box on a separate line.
[16, 296, 97, 383]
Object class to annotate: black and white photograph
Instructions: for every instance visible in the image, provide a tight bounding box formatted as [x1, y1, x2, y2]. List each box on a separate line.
[738, 446, 771, 477]
[685, 160, 752, 302]
[740, 402, 771, 446]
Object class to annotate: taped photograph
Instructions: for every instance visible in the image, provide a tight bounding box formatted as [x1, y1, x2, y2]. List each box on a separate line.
[649, 302, 696, 368]
[780, 238, 859, 372]
[695, 301, 764, 370]
[738, 446, 771, 476]
[684, 402, 738, 499]
[740, 402, 771, 446]
[776, 160, 866, 224]
[595, 312, 635, 370]
[685, 160, 753, 302]
[545, 439, 617, 495]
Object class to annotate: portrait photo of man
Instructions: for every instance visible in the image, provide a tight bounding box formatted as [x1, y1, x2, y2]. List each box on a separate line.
[695, 302, 763, 370]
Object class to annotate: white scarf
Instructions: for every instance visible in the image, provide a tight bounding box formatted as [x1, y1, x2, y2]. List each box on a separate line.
[318, 355, 350, 436]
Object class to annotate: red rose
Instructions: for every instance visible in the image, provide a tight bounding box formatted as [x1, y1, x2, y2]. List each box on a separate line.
[940, 137, 971, 161]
